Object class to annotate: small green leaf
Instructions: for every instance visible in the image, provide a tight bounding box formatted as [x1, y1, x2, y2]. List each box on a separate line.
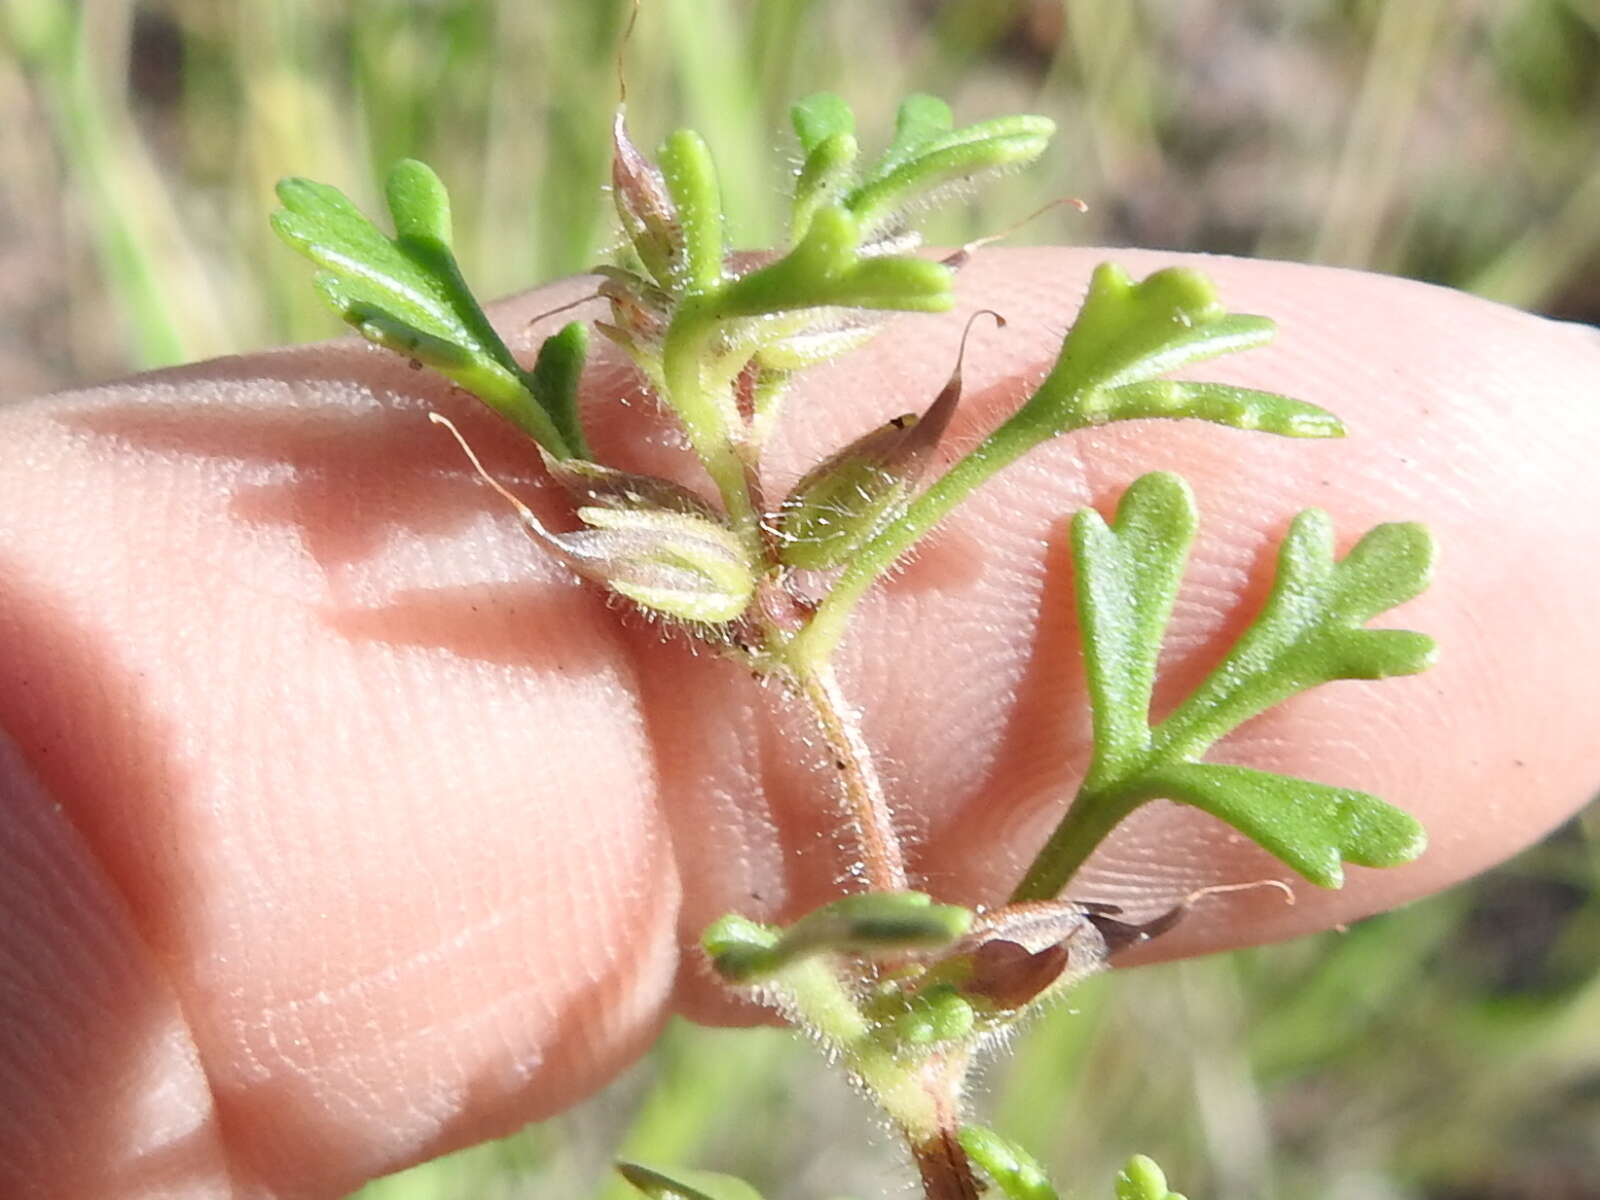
[1087, 379, 1343, 438]
[717, 206, 953, 318]
[959, 1126, 1058, 1200]
[1017, 264, 1280, 435]
[1139, 763, 1426, 888]
[701, 914, 781, 983]
[791, 92, 856, 153]
[1073, 473, 1198, 787]
[1114, 1155, 1186, 1200]
[1155, 512, 1437, 759]
[847, 108, 1056, 239]
[894, 986, 976, 1045]
[271, 162, 572, 456]
[792, 132, 860, 242]
[705, 893, 972, 983]
[617, 1161, 767, 1200]
[530, 321, 591, 460]
[886, 94, 955, 164]
[658, 129, 726, 294]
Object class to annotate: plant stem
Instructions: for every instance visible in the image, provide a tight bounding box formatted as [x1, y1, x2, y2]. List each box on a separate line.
[661, 308, 759, 536]
[913, 1130, 983, 1200]
[791, 660, 908, 893]
[1010, 785, 1138, 903]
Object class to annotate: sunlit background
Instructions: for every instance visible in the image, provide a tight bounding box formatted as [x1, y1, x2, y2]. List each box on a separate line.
[4, 2, 1599, 1197]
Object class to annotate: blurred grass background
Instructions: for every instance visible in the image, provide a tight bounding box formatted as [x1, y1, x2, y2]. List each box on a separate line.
[2, 1, 1599, 1197]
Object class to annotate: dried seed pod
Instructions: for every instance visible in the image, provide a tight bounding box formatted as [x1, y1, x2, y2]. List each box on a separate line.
[775, 311, 1000, 569]
[541, 453, 716, 519]
[612, 109, 682, 284]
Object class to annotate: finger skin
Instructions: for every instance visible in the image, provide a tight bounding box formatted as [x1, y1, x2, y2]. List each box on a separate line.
[0, 249, 1596, 1196]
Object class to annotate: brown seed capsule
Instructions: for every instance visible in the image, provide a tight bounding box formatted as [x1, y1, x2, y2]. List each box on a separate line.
[611, 109, 681, 284]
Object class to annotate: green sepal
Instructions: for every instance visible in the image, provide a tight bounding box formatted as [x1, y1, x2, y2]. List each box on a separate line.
[530, 321, 591, 460]
[791, 91, 855, 153]
[717, 205, 953, 318]
[958, 1125, 1059, 1200]
[658, 129, 726, 294]
[270, 161, 573, 457]
[1114, 1155, 1187, 1200]
[847, 103, 1055, 238]
[566, 506, 757, 625]
[617, 1161, 767, 1200]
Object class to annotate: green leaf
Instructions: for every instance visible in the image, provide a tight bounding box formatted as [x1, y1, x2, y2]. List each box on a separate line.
[530, 321, 591, 460]
[847, 106, 1055, 239]
[886, 94, 955, 163]
[1087, 380, 1343, 438]
[1114, 1155, 1187, 1200]
[792, 261, 1344, 669]
[792, 132, 860, 242]
[271, 161, 573, 457]
[959, 1126, 1059, 1200]
[704, 892, 972, 983]
[1012, 475, 1434, 901]
[1154, 512, 1437, 759]
[716, 205, 953, 318]
[1017, 264, 1283, 435]
[791, 91, 856, 153]
[1137, 763, 1427, 888]
[617, 1162, 767, 1200]
[658, 130, 726, 294]
[1072, 473, 1198, 787]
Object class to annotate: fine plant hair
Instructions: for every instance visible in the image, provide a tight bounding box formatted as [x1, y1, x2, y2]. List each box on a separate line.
[272, 79, 1435, 1200]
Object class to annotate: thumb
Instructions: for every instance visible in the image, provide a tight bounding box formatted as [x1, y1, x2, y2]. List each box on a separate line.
[0, 251, 1596, 1199]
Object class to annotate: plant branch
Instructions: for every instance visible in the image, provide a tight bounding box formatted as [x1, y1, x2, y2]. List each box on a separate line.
[791, 660, 908, 893]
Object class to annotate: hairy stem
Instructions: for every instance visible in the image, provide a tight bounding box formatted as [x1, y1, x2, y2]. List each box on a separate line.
[661, 308, 760, 537]
[791, 660, 908, 893]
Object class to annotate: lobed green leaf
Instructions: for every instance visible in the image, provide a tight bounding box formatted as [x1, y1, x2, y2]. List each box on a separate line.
[1015, 476, 1435, 900]
[1154, 511, 1437, 760]
[1137, 763, 1426, 888]
[271, 162, 574, 456]
[1072, 473, 1198, 787]
[847, 108, 1056, 239]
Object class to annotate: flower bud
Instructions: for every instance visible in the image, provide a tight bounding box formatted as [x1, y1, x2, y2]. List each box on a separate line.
[555, 506, 757, 625]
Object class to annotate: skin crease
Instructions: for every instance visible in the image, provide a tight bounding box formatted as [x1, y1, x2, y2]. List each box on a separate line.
[0, 247, 1597, 1198]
